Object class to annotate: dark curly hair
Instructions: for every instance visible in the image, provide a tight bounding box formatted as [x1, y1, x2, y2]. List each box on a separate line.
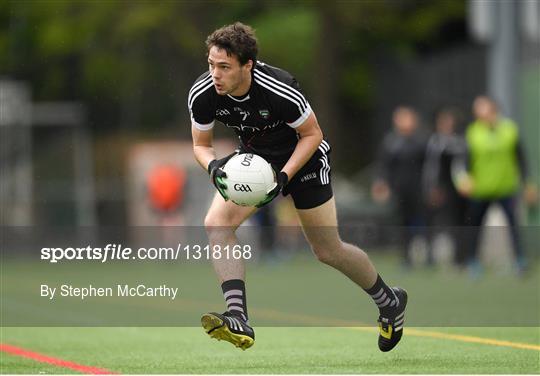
[206, 22, 258, 67]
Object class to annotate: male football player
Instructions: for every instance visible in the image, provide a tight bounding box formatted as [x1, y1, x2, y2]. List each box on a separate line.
[189, 22, 407, 351]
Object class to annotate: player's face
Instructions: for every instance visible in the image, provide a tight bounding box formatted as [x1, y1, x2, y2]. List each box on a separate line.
[208, 46, 252, 96]
[436, 113, 455, 135]
[393, 108, 418, 135]
[473, 97, 498, 124]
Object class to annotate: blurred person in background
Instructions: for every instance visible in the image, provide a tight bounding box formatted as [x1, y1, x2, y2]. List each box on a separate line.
[372, 106, 428, 267]
[455, 95, 538, 276]
[190, 22, 407, 352]
[146, 164, 186, 226]
[422, 108, 468, 267]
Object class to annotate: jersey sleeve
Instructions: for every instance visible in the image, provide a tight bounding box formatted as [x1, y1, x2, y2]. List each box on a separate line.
[281, 78, 312, 128]
[187, 75, 215, 131]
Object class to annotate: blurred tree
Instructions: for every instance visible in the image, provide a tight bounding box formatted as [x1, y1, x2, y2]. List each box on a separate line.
[0, 0, 466, 172]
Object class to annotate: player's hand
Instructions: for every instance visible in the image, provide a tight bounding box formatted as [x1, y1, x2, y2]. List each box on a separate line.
[208, 151, 237, 201]
[456, 174, 474, 197]
[256, 171, 288, 208]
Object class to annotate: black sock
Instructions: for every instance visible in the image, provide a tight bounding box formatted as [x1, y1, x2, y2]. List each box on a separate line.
[221, 279, 248, 322]
[364, 275, 398, 316]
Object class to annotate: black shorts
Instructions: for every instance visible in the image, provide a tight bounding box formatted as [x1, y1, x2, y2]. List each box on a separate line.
[239, 140, 333, 210]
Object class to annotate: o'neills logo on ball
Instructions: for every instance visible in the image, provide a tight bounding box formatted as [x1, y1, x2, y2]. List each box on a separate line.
[234, 184, 252, 192]
[241, 154, 254, 166]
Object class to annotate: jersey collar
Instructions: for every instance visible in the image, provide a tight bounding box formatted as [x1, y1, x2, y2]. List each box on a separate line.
[226, 70, 254, 102]
[227, 93, 250, 102]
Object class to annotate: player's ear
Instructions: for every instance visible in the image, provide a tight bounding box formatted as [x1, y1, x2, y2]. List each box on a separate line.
[244, 59, 253, 72]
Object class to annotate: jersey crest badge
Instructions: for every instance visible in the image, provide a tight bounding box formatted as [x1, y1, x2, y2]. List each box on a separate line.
[259, 109, 270, 119]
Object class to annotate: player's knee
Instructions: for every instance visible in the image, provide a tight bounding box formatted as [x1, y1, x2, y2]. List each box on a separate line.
[204, 212, 219, 228]
[311, 244, 339, 266]
[204, 212, 231, 229]
[311, 239, 353, 266]
[204, 211, 241, 232]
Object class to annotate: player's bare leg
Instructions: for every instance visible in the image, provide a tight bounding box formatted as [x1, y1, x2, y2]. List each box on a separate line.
[296, 197, 408, 352]
[296, 197, 378, 288]
[204, 193, 256, 281]
[201, 192, 257, 350]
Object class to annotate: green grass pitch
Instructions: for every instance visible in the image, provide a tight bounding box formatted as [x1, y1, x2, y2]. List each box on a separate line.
[1, 327, 539, 374]
[1, 253, 539, 373]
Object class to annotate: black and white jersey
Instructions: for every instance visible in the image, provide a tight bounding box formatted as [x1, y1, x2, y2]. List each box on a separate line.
[188, 61, 324, 165]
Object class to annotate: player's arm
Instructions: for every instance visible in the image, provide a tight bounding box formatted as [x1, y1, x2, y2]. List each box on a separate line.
[191, 125, 216, 172]
[451, 137, 473, 197]
[192, 125, 235, 200]
[281, 112, 323, 179]
[256, 112, 322, 208]
[516, 138, 538, 205]
[371, 134, 393, 203]
[189, 74, 222, 173]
